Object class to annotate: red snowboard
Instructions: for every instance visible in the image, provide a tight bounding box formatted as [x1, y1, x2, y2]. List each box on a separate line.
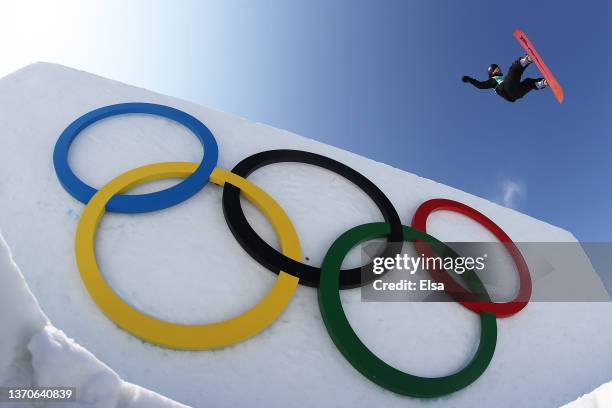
[514, 29, 564, 104]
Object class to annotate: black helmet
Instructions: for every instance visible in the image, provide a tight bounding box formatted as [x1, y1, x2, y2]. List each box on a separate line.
[488, 64, 500, 77]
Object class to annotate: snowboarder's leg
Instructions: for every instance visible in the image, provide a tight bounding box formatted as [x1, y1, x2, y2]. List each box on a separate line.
[511, 77, 547, 100]
[504, 56, 532, 89]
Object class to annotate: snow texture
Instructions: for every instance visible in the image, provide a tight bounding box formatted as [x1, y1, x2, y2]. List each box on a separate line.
[562, 381, 612, 407]
[0, 234, 186, 408]
[0, 63, 610, 407]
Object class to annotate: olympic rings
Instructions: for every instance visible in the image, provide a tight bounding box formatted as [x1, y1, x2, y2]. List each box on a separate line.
[222, 149, 404, 289]
[318, 222, 497, 397]
[76, 162, 301, 350]
[411, 199, 531, 317]
[53, 103, 219, 213]
[55, 103, 533, 397]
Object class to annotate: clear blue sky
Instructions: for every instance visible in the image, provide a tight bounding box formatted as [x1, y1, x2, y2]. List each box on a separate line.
[3, 0, 611, 240]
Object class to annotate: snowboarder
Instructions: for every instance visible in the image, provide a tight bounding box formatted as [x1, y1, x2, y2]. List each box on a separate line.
[462, 55, 548, 102]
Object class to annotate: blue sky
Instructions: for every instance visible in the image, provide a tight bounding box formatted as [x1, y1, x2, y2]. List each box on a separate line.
[2, 0, 611, 240]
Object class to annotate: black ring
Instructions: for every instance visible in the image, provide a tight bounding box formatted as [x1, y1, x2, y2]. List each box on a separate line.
[222, 149, 404, 289]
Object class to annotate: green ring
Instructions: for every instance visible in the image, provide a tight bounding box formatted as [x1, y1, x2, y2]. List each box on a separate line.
[318, 223, 497, 397]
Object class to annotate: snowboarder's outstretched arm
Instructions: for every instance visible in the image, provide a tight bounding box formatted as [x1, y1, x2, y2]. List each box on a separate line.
[462, 76, 496, 89]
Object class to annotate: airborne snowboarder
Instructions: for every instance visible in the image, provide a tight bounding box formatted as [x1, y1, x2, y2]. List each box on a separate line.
[462, 55, 548, 103]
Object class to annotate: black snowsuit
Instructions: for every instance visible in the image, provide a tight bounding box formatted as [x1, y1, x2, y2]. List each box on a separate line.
[464, 58, 544, 102]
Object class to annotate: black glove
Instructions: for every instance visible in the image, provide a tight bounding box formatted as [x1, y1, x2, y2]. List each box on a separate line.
[462, 75, 470, 83]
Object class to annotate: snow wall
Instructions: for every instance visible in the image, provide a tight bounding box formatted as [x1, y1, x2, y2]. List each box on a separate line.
[0, 63, 610, 407]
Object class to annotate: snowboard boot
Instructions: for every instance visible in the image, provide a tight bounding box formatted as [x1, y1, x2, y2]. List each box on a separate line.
[519, 54, 533, 68]
[535, 78, 548, 89]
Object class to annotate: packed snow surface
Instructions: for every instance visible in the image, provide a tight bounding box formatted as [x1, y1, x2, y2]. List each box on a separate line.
[562, 381, 612, 408]
[0, 63, 610, 407]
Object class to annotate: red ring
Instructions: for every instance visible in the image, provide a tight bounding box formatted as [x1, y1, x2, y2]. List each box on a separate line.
[411, 198, 531, 318]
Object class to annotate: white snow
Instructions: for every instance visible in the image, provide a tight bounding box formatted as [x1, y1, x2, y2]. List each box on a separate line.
[0, 234, 186, 408]
[0, 62, 610, 407]
[562, 381, 612, 407]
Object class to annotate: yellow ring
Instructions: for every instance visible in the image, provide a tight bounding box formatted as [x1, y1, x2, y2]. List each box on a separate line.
[76, 162, 301, 350]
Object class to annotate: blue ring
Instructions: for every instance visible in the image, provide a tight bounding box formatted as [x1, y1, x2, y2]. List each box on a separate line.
[53, 103, 218, 213]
